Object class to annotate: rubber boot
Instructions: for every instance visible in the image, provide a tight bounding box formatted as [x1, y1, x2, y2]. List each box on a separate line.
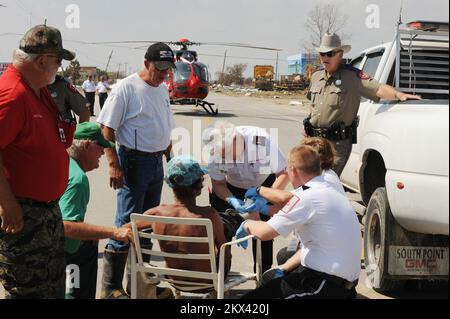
[100, 249, 129, 299]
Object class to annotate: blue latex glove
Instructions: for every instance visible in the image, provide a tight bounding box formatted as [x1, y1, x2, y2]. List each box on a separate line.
[235, 221, 249, 249]
[244, 196, 269, 215]
[244, 187, 258, 199]
[274, 268, 285, 279]
[227, 197, 246, 213]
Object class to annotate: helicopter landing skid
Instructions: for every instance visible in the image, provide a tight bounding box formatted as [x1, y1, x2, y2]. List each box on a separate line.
[196, 100, 218, 116]
[172, 98, 218, 115]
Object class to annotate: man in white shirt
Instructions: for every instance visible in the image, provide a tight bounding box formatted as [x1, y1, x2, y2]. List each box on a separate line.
[96, 42, 176, 299]
[96, 75, 111, 110]
[82, 75, 96, 116]
[236, 145, 361, 299]
[205, 121, 289, 273]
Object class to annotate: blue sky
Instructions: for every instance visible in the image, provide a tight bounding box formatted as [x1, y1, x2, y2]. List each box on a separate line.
[0, 0, 448, 78]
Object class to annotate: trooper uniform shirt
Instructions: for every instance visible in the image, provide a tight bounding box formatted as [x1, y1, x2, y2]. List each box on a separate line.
[48, 75, 88, 121]
[208, 126, 287, 189]
[307, 64, 381, 127]
[268, 175, 361, 282]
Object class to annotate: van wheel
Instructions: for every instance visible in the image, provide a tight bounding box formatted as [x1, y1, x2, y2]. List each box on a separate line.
[364, 187, 404, 292]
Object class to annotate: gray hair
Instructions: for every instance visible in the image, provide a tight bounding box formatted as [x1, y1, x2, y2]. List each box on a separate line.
[67, 139, 90, 159]
[206, 120, 244, 160]
[12, 48, 39, 64]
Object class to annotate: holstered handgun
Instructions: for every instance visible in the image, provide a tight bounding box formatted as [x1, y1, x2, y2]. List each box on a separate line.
[351, 116, 360, 144]
[303, 115, 313, 137]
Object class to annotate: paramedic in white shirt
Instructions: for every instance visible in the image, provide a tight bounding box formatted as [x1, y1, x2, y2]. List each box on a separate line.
[252, 137, 344, 267]
[237, 145, 361, 299]
[96, 75, 111, 110]
[96, 42, 176, 299]
[82, 75, 97, 116]
[205, 121, 289, 273]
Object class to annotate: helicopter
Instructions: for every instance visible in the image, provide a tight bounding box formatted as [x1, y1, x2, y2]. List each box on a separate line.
[165, 39, 282, 115]
[166, 39, 215, 114]
[91, 39, 281, 115]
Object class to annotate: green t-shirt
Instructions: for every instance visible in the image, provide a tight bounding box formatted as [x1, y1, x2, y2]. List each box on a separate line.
[59, 158, 90, 254]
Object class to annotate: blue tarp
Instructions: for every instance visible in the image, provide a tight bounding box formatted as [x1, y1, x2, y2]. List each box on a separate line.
[287, 53, 319, 75]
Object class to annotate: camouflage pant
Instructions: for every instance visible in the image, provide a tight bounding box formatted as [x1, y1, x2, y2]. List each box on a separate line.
[330, 138, 353, 177]
[0, 201, 65, 299]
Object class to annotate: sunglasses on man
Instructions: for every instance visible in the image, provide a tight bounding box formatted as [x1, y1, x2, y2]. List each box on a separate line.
[319, 50, 342, 58]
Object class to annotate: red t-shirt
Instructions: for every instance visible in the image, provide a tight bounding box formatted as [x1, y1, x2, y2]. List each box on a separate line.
[0, 65, 69, 201]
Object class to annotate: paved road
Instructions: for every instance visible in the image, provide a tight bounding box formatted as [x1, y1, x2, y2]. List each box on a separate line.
[1, 92, 447, 299]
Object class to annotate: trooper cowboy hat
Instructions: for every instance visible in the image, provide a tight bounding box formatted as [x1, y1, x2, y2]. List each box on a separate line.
[315, 33, 351, 54]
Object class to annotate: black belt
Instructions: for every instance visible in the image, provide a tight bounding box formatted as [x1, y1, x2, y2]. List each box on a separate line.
[310, 125, 352, 141]
[120, 146, 165, 157]
[306, 268, 358, 290]
[16, 197, 59, 208]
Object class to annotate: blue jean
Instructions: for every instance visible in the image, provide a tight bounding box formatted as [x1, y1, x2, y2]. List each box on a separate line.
[107, 147, 164, 251]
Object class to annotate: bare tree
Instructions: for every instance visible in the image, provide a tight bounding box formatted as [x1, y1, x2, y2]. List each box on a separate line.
[303, 3, 350, 51]
[216, 63, 247, 86]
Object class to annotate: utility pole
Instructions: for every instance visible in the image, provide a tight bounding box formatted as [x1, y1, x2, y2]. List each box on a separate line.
[275, 52, 279, 82]
[116, 63, 121, 79]
[105, 50, 113, 73]
[221, 50, 227, 83]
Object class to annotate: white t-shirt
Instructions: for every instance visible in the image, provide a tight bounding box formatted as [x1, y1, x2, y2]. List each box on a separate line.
[208, 126, 287, 189]
[268, 176, 361, 282]
[82, 80, 96, 92]
[96, 81, 110, 93]
[97, 73, 175, 152]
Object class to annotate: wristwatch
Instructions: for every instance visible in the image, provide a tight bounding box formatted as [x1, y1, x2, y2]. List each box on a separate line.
[256, 186, 261, 195]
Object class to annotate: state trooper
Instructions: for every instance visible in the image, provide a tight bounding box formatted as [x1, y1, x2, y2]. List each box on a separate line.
[304, 33, 421, 176]
[48, 75, 91, 123]
[236, 145, 362, 299]
[204, 120, 289, 273]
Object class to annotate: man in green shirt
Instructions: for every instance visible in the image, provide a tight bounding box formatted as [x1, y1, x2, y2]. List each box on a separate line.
[59, 122, 132, 299]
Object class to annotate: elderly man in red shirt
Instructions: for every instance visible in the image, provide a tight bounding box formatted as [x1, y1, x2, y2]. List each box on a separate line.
[0, 25, 75, 299]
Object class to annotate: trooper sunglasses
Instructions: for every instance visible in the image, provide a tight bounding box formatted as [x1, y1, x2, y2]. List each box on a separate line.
[319, 50, 342, 57]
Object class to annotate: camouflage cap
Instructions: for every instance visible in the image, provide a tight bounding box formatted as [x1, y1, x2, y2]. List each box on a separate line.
[165, 155, 208, 188]
[20, 25, 75, 61]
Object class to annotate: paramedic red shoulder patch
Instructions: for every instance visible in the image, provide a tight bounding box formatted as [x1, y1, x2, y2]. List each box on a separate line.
[281, 195, 300, 214]
[357, 71, 372, 80]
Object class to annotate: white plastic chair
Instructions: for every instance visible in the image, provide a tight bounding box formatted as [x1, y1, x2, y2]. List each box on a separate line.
[129, 213, 261, 299]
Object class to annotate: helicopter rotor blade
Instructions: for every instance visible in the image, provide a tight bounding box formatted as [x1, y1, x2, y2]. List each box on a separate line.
[197, 42, 282, 51]
[88, 40, 282, 51]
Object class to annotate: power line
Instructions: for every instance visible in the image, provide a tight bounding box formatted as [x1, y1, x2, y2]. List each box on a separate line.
[199, 52, 288, 63]
[14, 0, 28, 12]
